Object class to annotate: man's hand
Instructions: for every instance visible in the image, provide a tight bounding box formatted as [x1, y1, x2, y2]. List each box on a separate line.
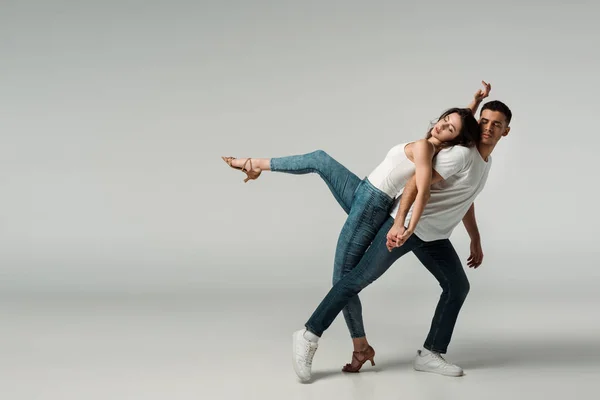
[473, 80, 491, 102]
[467, 239, 484, 268]
[386, 225, 413, 251]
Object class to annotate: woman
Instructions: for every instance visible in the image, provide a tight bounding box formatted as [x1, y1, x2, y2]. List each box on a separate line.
[222, 84, 489, 376]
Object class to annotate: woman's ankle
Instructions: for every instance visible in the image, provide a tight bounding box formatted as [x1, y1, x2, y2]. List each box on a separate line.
[233, 157, 270, 171]
[352, 337, 370, 352]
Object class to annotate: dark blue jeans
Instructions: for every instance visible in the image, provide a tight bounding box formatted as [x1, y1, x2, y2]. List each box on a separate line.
[271, 150, 394, 338]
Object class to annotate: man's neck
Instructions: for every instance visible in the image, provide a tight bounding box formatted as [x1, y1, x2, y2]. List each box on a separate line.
[477, 143, 495, 161]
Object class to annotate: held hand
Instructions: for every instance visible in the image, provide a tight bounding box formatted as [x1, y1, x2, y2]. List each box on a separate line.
[386, 238, 396, 252]
[474, 80, 491, 102]
[386, 224, 406, 252]
[467, 239, 484, 268]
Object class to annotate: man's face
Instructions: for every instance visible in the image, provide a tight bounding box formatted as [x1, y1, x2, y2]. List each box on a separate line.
[479, 109, 510, 146]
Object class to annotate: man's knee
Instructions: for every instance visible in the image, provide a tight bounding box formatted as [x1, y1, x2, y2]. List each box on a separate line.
[443, 277, 470, 301]
[455, 278, 470, 300]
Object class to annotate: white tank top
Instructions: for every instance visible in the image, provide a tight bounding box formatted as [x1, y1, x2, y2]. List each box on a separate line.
[367, 143, 415, 198]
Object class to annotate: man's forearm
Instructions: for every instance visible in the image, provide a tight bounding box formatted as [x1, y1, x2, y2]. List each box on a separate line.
[462, 203, 481, 240]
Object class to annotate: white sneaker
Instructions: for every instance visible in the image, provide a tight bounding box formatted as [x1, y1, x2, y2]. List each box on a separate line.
[292, 329, 319, 382]
[413, 349, 464, 377]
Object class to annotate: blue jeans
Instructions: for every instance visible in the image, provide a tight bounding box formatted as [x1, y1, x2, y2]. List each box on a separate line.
[273, 150, 471, 353]
[271, 150, 394, 338]
[305, 218, 469, 353]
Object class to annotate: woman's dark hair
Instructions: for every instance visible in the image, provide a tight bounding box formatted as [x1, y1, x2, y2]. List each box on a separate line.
[425, 107, 480, 148]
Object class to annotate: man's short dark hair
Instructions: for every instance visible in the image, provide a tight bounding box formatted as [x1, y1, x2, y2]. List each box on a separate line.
[481, 101, 512, 125]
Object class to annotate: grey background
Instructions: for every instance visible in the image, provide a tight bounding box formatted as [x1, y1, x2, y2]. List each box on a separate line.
[2, 2, 600, 399]
[1, 0, 598, 295]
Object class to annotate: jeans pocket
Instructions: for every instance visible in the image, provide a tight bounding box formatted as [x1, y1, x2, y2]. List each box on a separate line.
[369, 202, 391, 230]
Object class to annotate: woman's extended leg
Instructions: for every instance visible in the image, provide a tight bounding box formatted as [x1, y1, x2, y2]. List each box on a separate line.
[225, 150, 361, 213]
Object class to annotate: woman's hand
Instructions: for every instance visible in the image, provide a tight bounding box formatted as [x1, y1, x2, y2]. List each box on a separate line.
[386, 225, 413, 251]
[474, 80, 491, 102]
[386, 224, 404, 251]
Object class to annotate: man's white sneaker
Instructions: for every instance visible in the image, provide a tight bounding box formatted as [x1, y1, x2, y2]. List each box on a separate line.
[292, 329, 319, 382]
[413, 349, 464, 377]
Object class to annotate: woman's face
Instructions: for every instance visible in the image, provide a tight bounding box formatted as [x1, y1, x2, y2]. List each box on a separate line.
[431, 112, 463, 142]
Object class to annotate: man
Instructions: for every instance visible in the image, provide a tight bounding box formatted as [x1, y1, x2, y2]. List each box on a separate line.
[292, 96, 512, 381]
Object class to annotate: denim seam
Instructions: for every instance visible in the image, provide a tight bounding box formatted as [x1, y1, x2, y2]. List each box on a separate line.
[308, 191, 376, 335]
[338, 189, 375, 280]
[332, 188, 374, 334]
[339, 181, 364, 337]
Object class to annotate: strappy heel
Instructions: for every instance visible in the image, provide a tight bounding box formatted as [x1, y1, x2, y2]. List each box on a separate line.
[342, 345, 376, 373]
[221, 156, 262, 183]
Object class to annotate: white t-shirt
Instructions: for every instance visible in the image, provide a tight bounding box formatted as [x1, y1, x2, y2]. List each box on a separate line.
[389, 145, 492, 242]
[367, 143, 415, 198]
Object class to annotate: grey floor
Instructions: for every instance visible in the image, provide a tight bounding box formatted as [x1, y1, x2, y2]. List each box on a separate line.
[1, 285, 597, 400]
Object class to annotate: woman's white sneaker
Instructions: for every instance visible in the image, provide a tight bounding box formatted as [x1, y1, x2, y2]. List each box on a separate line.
[413, 349, 464, 377]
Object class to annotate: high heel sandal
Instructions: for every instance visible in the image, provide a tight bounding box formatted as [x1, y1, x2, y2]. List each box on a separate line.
[221, 156, 262, 183]
[342, 346, 376, 373]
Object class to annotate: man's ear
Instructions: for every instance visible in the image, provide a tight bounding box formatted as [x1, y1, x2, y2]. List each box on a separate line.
[502, 126, 511, 137]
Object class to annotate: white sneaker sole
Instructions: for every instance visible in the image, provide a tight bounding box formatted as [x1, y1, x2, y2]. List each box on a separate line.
[414, 363, 464, 377]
